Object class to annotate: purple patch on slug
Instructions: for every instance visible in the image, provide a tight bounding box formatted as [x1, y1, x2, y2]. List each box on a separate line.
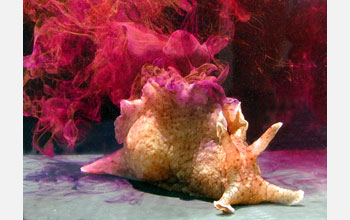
[223, 97, 239, 104]
[151, 73, 226, 107]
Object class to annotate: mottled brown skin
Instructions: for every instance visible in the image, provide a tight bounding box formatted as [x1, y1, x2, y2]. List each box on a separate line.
[81, 77, 304, 213]
[214, 118, 303, 212]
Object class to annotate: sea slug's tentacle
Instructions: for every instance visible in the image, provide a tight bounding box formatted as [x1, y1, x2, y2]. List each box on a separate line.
[222, 98, 248, 141]
[250, 122, 283, 157]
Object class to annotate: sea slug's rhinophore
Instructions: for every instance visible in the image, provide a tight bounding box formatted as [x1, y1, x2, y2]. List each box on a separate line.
[81, 63, 304, 213]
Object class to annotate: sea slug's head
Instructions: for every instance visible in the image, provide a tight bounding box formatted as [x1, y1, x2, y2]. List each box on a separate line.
[217, 97, 283, 178]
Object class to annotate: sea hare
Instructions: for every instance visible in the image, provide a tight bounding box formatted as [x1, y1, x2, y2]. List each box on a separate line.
[81, 63, 304, 213]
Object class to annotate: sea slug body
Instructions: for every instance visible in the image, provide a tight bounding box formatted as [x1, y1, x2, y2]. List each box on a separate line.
[81, 63, 304, 213]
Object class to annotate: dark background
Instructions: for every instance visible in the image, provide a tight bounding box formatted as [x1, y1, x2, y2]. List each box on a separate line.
[23, 0, 326, 155]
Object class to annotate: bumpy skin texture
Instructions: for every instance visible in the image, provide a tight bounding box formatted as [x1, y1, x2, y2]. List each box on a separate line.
[81, 64, 304, 213]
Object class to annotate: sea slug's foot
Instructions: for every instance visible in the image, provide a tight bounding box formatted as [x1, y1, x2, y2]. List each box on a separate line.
[213, 200, 235, 213]
[287, 190, 304, 205]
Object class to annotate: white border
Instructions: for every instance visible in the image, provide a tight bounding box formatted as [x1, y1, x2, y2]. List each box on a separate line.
[328, 1, 350, 219]
[0, 0, 23, 219]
